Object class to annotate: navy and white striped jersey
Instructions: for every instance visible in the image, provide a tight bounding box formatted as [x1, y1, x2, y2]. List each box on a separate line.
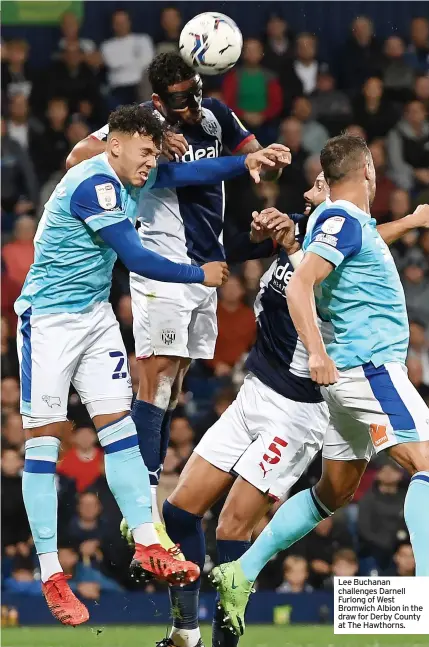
[244, 214, 323, 403]
[91, 98, 254, 265]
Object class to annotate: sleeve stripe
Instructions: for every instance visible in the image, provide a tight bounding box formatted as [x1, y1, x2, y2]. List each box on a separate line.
[232, 134, 256, 153]
[84, 211, 123, 224]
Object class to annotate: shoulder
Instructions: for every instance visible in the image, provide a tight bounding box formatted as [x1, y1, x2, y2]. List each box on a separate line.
[202, 97, 231, 120]
[71, 173, 121, 209]
[313, 206, 362, 233]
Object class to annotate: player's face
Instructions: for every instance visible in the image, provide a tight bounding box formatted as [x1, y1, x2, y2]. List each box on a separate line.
[115, 133, 161, 187]
[154, 76, 203, 126]
[303, 172, 329, 213]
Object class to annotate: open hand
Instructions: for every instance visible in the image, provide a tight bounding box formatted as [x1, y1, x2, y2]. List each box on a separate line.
[162, 131, 188, 160]
[245, 145, 291, 184]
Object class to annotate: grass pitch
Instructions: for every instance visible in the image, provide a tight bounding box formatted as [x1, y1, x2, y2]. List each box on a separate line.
[1, 625, 428, 647]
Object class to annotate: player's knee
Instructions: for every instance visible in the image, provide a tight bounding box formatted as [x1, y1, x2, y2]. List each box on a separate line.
[315, 481, 356, 511]
[389, 440, 429, 476]
[137, 355, 179, 406]
[216, 508, 253, 541]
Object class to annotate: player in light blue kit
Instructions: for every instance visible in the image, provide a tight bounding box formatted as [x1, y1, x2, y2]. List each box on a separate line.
[15, 104, 284, 627]
[211, 135, 429, 636]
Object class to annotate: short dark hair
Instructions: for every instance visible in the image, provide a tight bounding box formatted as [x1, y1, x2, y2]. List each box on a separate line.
[320, 134, 370, 186]
[149, 52, 195, 95]
[108, 104, 166, 147]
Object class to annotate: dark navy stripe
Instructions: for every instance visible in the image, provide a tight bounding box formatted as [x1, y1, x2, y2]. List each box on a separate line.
[411, 474, 429, 485]
[97, 413, 130, 433]
[20, 308, 32, 406]
[363, 363, 415, 431]
[103, 434, 138, 454]
[24, 459, 56, 474]
[310, 488, 329, 519]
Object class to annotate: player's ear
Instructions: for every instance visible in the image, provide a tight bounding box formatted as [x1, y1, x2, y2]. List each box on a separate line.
[152, 94, 163, 113]
[109, 135, 121, 158]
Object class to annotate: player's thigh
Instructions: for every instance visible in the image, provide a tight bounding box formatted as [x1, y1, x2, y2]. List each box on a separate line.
[323, 362, 429, 461]
[315, 458, 368, 511]
[168, 453, 234, 516]
[17, 308, 81, 428]
[130, 274, 192, 360]
[71, 303, 132, 417]
[194, 377, 257, 478]
[187, 285, 218, 360]
[232, 375, 329, 501]
[217, 477, 273, 540]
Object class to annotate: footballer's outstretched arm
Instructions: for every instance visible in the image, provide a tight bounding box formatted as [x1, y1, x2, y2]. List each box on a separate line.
[377, 204, 429, 245]
[66, 135, 106, 169]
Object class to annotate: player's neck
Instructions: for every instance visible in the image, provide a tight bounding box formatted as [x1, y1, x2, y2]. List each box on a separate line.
[330, 186, 370, 215]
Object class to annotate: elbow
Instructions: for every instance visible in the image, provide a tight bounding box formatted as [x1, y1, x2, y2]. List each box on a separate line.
[66, 148, 80, 170]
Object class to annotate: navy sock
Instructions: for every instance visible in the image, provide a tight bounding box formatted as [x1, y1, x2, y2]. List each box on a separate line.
[131, 399, 164, 485]
[212, 540, 251, 647]
[163, 500, 206, 631]
[160, 408, 173, 466]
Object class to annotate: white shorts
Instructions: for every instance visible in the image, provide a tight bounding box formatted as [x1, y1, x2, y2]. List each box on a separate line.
[130, 273, 217, 360]
[322, 362, 429, 462]
[17, 302, 132, 428]
[194, 373, 329, 500]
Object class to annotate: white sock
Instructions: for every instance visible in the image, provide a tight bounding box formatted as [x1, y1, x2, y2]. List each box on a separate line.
[170, 627, 201, 647]
[132, 522, 160, 546]
[151, 485, 163, 525]
[39, 552, 62, 583]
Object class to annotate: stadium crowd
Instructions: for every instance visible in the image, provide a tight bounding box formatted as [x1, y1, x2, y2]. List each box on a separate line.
[1, 8, 429, 599]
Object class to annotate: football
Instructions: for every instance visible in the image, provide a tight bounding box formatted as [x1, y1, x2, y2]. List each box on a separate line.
[179, 12, 243, 75]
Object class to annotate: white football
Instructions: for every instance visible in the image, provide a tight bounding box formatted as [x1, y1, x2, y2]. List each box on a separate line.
[179, 12, 243, 76]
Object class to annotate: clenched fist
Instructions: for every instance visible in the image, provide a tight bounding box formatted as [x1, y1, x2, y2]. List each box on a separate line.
[202, 261, 229, 287]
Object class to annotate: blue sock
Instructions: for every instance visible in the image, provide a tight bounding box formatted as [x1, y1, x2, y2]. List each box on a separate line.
[160, 408, 173, 466]
[404, 471, 429, 576]
[98, 415, 151, 529]
[240, 488, 332, 581]
[131, 399, 164, 485]
[213, 540, 251, 647]
[163, 501, 205, 632]
[22, 437, 60, 554]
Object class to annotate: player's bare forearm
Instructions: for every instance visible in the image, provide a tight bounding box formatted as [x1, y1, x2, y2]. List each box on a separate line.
[377, 204, 429, 245]
[66, 137, 106, 169]
[236, 138, 282, 181]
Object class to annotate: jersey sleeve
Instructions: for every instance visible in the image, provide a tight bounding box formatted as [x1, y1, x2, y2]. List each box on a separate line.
[306, 208, 362, 267]
[70, 174, 126, 232]
[207, 98, 255, 153]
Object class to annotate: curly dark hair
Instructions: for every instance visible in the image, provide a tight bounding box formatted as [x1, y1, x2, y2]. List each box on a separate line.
[320, 134, 370, 186]
[108, 104, 166, 146]
[149, 52, 196, 95]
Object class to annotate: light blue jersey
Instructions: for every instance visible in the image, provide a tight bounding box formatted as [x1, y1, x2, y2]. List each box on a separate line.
[304, 199, 409, 370]
[15, 153, 157, 317]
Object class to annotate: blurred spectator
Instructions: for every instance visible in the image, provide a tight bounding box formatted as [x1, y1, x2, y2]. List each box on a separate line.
[243, 259, 264, 306]
[276, 555, 313, 593]
[155, 6, 182, 55]
[56, 12, 96, 60]
[358, 462, 407, 571]
[47, 42, 102, 119]
[58, 546, 122, 600]
[222, 38, 283, 138]
[1, 317, 19, 380]
[57, 426, 103, 492]
[278, 117, 309, 205]
[6, 93, 44, 152]
[65, 492, 105, 558]
[1, 117, 38, 218]
[170, 415, 195, 466]
[65, 117, 91, 152]
[387, 100, 429, 191]
[407, 355, 429, 398]
[157, 446, 182, 508]
[353, 76, 398, 143]
[31, 98, 69, 185]
[101, 10, 154, 108]
[340, 16, 381, 92]
[207, 275, 256, 377]
[310, 70, 352, 136]
[387, 542, 415, 576]
[193, 387, 237, 443]
[381, 36, 415, 103]
[2, 215, 35, 288]
[405, 17, 429, 73]
[1, 39, 34, 101]
[414, 74, 429, 112]
[401, 248, 429, 325]
[263, 14, 293, 74]
[291, 96, 329, 156]
[388, 188, 411, 222]
[291, 33, 324, 96]
[3, 556, 40, 595]
[345, 123, 367, 140]
[1, 376, 20, 415]
[408, 319, 429, 388]
[1, 448, 30, 552]
[323, 548, 359, 589]
[303, 154, 323, 189]
[368, 140, 397, 222]
[116, 294, 134, 353]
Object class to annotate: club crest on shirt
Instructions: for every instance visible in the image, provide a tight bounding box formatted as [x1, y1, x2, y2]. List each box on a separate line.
[201, 113, 222, 141]
[95, 183, 116, 210]
[161, 329, 176, 345]
[321, 216, 345, 235]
